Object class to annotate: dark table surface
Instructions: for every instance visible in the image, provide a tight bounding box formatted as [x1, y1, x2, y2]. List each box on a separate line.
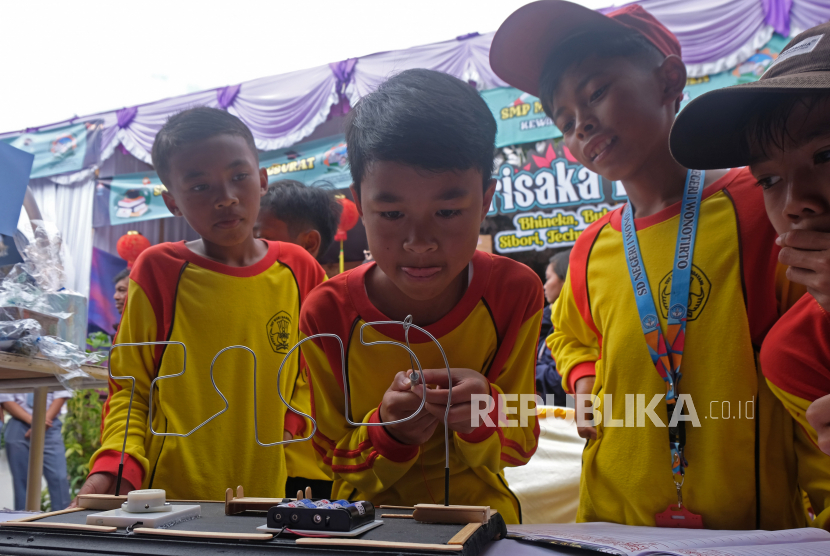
[0, 503, 556, 556]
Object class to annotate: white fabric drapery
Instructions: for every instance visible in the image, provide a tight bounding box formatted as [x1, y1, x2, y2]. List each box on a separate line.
[28, 178, 96, 297]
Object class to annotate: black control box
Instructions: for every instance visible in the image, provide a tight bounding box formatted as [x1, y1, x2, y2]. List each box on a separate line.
[266, 500, 375, 532]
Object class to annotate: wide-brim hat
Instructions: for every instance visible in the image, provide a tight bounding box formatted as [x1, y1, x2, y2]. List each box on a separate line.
[671, 22, 830, 170]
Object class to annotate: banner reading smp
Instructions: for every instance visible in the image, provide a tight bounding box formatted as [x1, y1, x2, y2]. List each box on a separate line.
[3, 121, 101, 180]
[481, 88, 561, 148]
[259, 134, 351, 189]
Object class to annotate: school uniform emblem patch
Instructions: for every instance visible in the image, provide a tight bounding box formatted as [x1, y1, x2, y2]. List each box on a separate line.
[659, 265, 711, 321]
[266, 311, 291, 354]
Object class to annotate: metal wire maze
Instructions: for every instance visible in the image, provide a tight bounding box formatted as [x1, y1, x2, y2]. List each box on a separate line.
[108, 317, 455, 503]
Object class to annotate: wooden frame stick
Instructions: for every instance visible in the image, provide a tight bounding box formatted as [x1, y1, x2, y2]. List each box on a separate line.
[295, 538, 464, 552]
[448, 522, 483, 545]
[4, 507, 84, 522]
[0, 521, 116, 533]
[133, 528, 273, 540]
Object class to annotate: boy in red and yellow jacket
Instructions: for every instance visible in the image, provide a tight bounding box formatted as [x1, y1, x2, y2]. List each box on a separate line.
[300, 69, 542, 524]
[76, 108, 325, 502]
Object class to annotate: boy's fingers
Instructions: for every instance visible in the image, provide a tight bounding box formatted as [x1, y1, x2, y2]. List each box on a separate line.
[778, 230, 830, 250]
[417, 368, 480, 388]
[390, 371, 416, 392]
[423, 401, 478, 424]
[779, 247, 830, 271]
[577, 426, 598, 440]
[786, 265, 821, 289]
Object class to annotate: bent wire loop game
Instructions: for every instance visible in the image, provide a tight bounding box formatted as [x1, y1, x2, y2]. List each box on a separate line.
[108, 316, 455, 505]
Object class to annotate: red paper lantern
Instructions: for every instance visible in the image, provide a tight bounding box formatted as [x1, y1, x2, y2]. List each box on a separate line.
[334, 198, 360, 241]
[117, 231, 151, 268]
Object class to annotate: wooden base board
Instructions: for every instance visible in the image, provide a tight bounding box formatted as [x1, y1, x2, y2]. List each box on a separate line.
[413, 504, 491, 524]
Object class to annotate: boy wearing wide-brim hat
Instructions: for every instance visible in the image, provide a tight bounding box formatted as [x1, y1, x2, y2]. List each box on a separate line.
[672, 23, 830, 468]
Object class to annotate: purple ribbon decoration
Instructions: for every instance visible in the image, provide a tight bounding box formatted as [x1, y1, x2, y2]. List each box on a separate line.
[762, 0, 793, 36]
[217, 84, 241, 110]
[328, 58, 357, 117]
[116, 106, 137, 129]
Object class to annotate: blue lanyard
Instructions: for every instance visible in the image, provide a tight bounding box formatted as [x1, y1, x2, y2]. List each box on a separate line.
[621, 169, 704, 478]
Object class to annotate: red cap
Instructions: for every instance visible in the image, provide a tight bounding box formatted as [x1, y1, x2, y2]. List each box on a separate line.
[491, 1, 681, 97]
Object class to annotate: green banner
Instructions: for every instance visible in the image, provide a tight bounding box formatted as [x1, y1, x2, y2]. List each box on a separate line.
[259, 134, 351, 189]
[3, 121, 100, 179]
[482, 88, 561, 149]
[107, 173, 171, 225]
[100, 135, 352, 226]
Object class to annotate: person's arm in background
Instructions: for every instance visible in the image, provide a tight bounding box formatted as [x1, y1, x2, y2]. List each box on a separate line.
[16, 398, 66, 439]
[1, 401, 33, 425]
[45, 397, 65, 424]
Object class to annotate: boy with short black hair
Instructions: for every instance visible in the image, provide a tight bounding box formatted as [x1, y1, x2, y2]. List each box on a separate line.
[255, 179, 342, 260]
[670, 21, 830, 498]
[74, 107, 325, 502]
[491, 0, 830, 529]
[300, 68, 542, 524]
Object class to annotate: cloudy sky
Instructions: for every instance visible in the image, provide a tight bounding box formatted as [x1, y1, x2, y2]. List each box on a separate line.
[0, 0, 614, 133]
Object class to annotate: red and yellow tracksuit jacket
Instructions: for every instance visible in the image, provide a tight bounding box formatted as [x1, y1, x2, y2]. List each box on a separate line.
[548, 167, 830, 529]
[300, 251, 543, 524]
[89, 240, 325, 500]
[761, 293, 830, 522]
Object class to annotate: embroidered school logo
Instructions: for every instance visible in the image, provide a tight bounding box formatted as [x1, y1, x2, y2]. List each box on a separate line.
[659, 265, 711, 321]
[266, 311, 291, 354]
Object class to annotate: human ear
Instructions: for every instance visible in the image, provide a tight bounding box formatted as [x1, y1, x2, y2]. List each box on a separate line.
[162, 191, 183, 217]
[658, 55, 687, 113]
[259, 168, 269, 196]
[298, 229, 322, 259]
[349, 184, 363, 218]
[480, 179, 497, 221]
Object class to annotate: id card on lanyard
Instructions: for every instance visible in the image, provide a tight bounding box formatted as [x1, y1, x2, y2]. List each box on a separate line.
[621, 169, 705, 528]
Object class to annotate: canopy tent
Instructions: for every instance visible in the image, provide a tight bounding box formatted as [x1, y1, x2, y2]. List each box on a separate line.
[1, 0, 828, 297]
[3, 0, 828, 169]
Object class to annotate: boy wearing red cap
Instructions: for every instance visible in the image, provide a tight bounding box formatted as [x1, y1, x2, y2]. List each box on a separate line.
[491, 1, 830, 529]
